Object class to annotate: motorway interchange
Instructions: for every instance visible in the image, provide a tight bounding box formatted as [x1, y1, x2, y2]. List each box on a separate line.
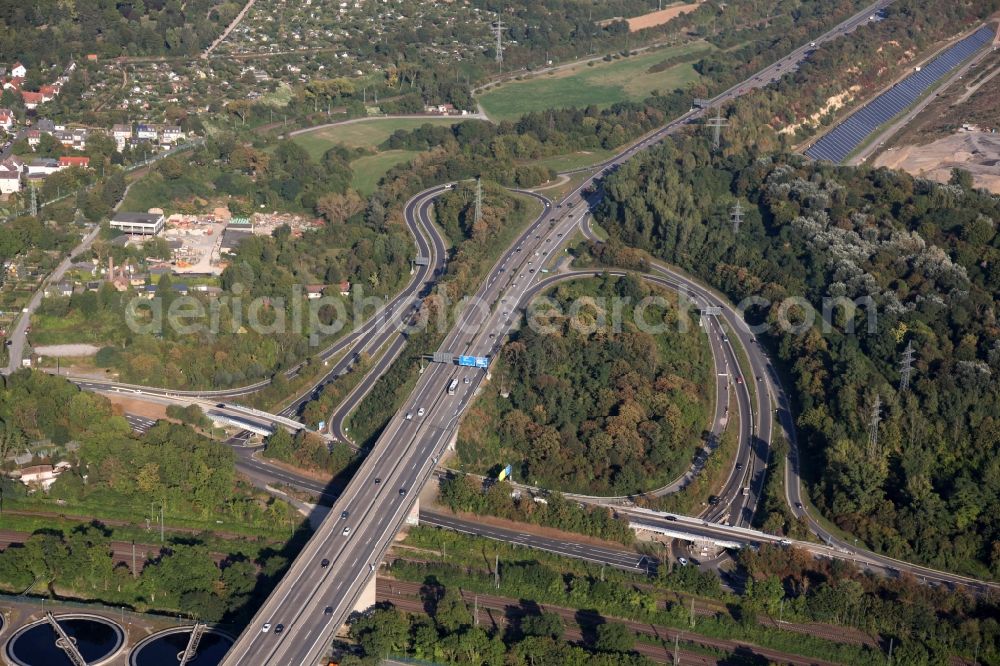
[11, 0, 999, 661]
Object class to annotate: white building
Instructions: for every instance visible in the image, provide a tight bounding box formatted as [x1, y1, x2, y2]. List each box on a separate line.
[0, 157, 22, 194]
[12, 462, 72, 491]
[110, 212, 165, 235]
[25, 158, 62, 176]
[136, 123, 158, 140]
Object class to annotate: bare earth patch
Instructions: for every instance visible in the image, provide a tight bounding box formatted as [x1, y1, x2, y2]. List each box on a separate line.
[104, 395, 170, 420]
[874, 130, 1000, 193]
[624, 2, 703, 32]
[33, 343, 101, 356]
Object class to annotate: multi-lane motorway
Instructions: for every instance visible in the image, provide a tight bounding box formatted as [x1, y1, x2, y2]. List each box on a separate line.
[218, 1, 931, 662]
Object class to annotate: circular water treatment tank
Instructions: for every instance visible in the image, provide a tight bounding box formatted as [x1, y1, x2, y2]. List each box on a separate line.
[129, 626, 234, 666]
[4, 613, 125, 666]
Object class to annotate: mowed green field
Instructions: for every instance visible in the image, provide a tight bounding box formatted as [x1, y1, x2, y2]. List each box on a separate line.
[479, 42, 712, 121]
[350, 150, 421, 195]
[292, 117, 462, 159]
[292, 117, 464, 193]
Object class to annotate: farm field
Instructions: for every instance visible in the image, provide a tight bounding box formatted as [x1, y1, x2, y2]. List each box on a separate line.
[292, 117, 463, 157]
[478, 42, 712, 121]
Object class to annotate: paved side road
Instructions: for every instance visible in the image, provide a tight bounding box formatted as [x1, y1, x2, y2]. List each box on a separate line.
[3, 225, 101, 375]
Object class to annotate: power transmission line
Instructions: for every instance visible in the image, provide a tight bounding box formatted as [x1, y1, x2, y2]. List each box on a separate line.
[730, 201, 744, 233]
[899, 341, 915, 391]
[494, 13, 504, 73]
[474, 177, 483, 227]
[705, 107, 730, 152]
[867, 394, 881, 459]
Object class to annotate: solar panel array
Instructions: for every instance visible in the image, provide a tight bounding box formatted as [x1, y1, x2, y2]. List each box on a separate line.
[805, 25, 996, 163]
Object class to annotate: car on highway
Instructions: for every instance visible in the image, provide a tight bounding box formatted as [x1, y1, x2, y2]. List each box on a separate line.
[274, 624, 284, 635]
[417, 407, 425, 416]
[735, 462, 743, 470]
[399, 488, 407, 496]
[374, 477, 381, 484]
[324, 606, 333, 615]
[341, 511, 349, 520]
[677, 557, 688, 566]
[321, 558, 330, 568]
[463, 377, 471, 384]
[342, 526, 351, 536]
[708, 495, 720, 505]
[261, 623, 272, 633]
[736, 377, 743, 384]
[795, 502, 803, 509]
[405, 413, 412, 420]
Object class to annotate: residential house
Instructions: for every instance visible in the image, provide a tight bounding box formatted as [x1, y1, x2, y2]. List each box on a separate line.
[46, 281, 74, 298]
[53, 127, 87, 150]
[136, 124, 158, 140]
[0, 158, 22, 194]
[338, 281, 351, 296]
[12, 462, 72, 491]
[112, 123, 132, 151]
[305, 284, 326, 299]
[0, 108, 13, 130]
[160, 125, 184, 144]
[58, 155, 90, 169]
[25, 129, 42, 148]
[10, 62, 26, 78]
[21, 91, 44, 110]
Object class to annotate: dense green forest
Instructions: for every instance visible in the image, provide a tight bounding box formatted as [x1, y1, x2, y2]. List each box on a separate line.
[595, 136, 1000, 577]
[0, 528, 298, 623]
[0, 0, 233, 63]
[456, 277, 712, 495]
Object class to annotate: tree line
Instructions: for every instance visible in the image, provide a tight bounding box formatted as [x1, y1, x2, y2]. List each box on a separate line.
[439, 474, 635, 545]
[343, 591, 653, 666]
